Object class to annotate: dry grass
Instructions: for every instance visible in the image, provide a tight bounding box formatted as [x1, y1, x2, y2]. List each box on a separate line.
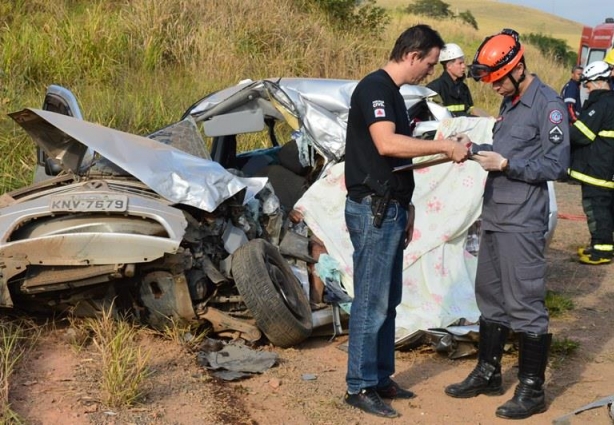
[159, 315, 208, 349]
[383, 7, 576, 115]
[0, 319, 41, 424]
[0, 4, 597, 422]
[0, 0, 576, 189]
[81, 308, 151, 408]
[0, 0, 390, 190]
[379, 0, 583, 48]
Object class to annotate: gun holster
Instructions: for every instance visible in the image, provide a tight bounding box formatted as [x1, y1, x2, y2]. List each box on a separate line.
[371, 195, 390, 228]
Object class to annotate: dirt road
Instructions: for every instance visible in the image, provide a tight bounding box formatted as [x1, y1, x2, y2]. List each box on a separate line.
[9, 182, 614, 424]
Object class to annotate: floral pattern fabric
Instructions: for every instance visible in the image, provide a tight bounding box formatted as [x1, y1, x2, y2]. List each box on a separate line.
[294, 116, 496, 340]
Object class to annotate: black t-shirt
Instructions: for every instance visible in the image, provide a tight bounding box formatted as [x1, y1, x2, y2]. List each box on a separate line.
[345, 69, 415, 205]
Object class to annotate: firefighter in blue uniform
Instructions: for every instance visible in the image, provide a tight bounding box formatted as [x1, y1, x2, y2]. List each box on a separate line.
[443, 29, 570, 420]
[560, 65, 583, 123]
[568, 60, 614, 265]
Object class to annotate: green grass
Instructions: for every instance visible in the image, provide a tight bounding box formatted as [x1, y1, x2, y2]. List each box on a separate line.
[551, 336, 580, 355]
[549, 336, 580, 368]
[546, 289, 575, 317]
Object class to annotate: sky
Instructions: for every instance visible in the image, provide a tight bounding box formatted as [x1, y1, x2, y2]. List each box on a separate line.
[499, 0, 610, 27]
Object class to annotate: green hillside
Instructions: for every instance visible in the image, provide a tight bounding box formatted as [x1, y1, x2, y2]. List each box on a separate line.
[379, 0, 584, 49]
[0, 0, 576, 192]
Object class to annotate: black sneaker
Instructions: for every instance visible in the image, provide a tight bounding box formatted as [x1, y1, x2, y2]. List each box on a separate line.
[345, 388, 399, 418]
[376, 380, 416, 399]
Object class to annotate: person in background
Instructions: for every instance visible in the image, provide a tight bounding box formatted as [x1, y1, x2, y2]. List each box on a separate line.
[604, 49, 614, 89]
[344, 24, 469, 419]
[443, 29, 569, 420]
[560, 65, 583, 123]
[568, 60, 614, 265]
[427, 43, 474, 117]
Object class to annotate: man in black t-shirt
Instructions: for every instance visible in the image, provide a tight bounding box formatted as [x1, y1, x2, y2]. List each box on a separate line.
[343, 24, 470, 419]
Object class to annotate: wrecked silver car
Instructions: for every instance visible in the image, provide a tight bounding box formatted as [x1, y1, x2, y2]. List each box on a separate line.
[0, 79, 557, 353]
[0, 80, 448, 348]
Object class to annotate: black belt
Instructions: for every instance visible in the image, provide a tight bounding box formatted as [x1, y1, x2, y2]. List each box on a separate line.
[349, 194, 404, 206]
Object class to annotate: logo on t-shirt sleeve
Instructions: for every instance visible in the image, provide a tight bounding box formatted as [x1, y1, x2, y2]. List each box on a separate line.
[372, 100, 386, 118]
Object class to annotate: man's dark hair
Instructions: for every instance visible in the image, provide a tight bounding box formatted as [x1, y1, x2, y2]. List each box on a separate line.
[389, 24, 445, 62]
[572, 65, 583, 72]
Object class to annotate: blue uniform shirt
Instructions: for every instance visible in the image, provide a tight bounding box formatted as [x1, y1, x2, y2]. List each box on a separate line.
[482, 75, 570, 233]
[560, 78, 582, 121]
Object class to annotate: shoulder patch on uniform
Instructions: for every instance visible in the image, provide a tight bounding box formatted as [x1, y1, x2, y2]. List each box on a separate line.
[549, 126, 564, 144]
[372, 100, 385, 118]
[549, 109, 563, 124]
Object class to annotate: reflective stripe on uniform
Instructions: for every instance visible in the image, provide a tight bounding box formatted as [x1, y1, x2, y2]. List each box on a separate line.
[568, 169, 614, 188]
[598, 130, 614, 138]
[573, 120, 597, 141]
[446, 104, 465, 112]
[594, 244, 614, 252]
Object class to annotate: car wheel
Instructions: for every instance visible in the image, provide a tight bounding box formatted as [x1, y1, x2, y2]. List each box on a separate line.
[231, 239, 312, 347]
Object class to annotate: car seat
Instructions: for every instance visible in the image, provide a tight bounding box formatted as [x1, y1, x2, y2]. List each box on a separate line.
[256, 140, 311, 211]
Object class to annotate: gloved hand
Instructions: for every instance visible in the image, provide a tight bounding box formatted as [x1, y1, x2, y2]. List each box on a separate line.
[473, 151, 508, 171]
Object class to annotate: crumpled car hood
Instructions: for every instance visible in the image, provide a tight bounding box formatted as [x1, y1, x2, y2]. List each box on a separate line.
[9, 108, 267, 212]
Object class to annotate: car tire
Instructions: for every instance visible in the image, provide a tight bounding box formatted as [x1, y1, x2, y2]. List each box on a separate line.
[231, 239, 312, 347]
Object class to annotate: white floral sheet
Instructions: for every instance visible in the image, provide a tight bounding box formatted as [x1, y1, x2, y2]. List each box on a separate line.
[294, 117, 496, 340]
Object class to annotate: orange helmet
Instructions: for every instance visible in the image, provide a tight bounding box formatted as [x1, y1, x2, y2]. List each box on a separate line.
[469, 29, 525, 83]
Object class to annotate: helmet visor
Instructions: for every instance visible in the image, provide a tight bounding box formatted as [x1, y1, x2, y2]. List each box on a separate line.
[468, 64, 494, 81]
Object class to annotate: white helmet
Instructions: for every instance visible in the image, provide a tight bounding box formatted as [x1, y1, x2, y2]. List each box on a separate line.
[582, 60, 611, 82]
[439, 43, 464, 63]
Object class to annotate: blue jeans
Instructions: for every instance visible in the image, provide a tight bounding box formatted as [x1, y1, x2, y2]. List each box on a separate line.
[345, 196, 407, 393]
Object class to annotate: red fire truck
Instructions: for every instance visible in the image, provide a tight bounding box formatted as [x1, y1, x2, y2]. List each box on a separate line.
[577, 17, 614, 67]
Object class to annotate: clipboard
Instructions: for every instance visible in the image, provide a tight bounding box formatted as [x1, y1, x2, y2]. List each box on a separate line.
[393, 155, 451, 173]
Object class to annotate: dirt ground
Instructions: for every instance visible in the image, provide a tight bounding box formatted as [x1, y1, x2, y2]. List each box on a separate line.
[9, 181, 614, 425]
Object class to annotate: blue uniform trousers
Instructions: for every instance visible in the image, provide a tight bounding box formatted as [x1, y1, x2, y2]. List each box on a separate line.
[475, 230, 548, 334]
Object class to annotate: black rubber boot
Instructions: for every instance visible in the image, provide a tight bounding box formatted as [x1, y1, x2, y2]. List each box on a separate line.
[445, 318, 509, 398]
[496, 332, 552, 420]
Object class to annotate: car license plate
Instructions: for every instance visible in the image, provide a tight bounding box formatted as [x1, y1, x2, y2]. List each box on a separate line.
[50, 194, 128, 212]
